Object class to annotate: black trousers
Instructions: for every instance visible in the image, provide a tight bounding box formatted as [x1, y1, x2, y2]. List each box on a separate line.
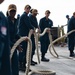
[68, 35, 75, 52]
[0, 42, 11, 75]
[40, 38, 50, 58]
[19, 41, 27, 67]
[31, 34, 36, 61]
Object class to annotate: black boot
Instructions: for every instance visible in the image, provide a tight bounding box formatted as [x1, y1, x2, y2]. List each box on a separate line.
[20, 62, 26, 72]
[41, 54, 49, 62]
[41, 57, 49, 62]
[19, 62, 22, 71]
[31, 55, 36, 66]
[31, 60, 37, 64]
[31, 61, 35, 66]
[70, 51, 75, 57]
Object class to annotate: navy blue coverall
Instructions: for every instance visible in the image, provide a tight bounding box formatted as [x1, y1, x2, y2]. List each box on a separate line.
[0, 12, 11, 75]
[7, 16, 19, 75]
[29, 14, 38, 61]
[39, 17, 53, 58]
[18, 12, 34, 68]
[67, 16, 75, 55]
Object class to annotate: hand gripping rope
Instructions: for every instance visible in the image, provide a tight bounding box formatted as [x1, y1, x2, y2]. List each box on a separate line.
[34, 28, 54, 63]
[10, 36, 32, 75]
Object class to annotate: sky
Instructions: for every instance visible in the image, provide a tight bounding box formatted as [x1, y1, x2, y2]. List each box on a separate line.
[0, 0, 75, 33]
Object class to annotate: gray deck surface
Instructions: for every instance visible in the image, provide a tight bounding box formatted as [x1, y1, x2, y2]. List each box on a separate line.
[19, 45, 75, 75]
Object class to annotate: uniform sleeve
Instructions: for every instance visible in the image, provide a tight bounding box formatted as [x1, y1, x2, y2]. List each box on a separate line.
[51, 20, 53, 27]
[0, 12, 7, 65]
[15, 19, 21, 40]
[50, 20, 53, 28]
[0, 21, 7, 42]
[0, 33, 6, 42]
[23, 15, 34, 29]
[35, 18, 39, 28]
[67, 18, 72, 32]
[29, 15, 38, 28]
[0, 12, 7, 42]
[0, 26, 6, 41]
[39, 19, 44, 33]
[67, 17, 75, 37]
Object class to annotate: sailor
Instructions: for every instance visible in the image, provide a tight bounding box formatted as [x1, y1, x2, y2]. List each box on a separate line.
[39, 10, 53, 62]
[29, 9, 39, 65]
[18, 4, 34, 72]
[0, 0, 11, 75]
[7, 4, 22, 75]
[67, 12, 75, 57]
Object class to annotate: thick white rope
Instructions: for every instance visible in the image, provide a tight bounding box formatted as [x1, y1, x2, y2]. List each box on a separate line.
[29, 28, 56, 75]
[10, 28, 57, 75]
[29, 70, 56, 75]
[26, 29, 33, 62]
[34, 29, 40, 64]
[39, 28, 49, 36]
[34, 28, 50, 64]
[10, 37, 30, 59]
[25, 38, 32, 75]
[35, 28, 58, 58]
[25, 30, 33, 75]
[48, 32, 59, 58]
[10, 36, 32, 75]
[49, 30, 75, 58]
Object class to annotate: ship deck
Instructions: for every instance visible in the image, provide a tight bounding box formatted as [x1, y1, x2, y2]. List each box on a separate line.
[19, 45, 75, 75]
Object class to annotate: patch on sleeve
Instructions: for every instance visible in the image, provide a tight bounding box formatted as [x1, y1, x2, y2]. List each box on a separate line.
[1, 26, 7, 35]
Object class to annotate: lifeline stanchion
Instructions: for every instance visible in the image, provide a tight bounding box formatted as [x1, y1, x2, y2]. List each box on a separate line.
[59, 25, 66, 45]
[57, 24, 67, 45]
